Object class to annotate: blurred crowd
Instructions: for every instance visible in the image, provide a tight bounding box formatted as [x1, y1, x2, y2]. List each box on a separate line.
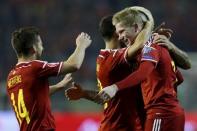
[0, 0, 196, 111]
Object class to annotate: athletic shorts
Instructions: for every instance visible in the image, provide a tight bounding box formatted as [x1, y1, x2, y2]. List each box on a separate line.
[144, 113, 185, 131]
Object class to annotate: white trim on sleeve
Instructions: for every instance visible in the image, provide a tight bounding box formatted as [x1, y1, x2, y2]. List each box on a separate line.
[57, 62, 63, 76]
[141, 58, 158, 67]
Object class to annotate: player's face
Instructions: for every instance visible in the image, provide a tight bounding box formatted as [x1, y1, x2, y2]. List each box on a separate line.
[115, 22, 139, 47]
[34, 36, 43, 59]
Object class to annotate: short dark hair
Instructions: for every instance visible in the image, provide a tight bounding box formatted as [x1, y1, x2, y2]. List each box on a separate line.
[11, 27, 40, 57]
[99, 15, 116, 41]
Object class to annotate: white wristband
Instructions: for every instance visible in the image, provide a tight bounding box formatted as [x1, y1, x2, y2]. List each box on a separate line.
[102, 84, 118, 98]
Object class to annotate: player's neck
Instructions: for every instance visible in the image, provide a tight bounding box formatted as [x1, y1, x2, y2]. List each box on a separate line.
[17, 55, 36, 64]
[105, 39, 120, 49]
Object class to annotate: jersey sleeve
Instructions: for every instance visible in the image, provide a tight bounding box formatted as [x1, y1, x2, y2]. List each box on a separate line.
[113, 48, 131, 65]
[141, 45, 160, 67]
[33, 60, 63, 78]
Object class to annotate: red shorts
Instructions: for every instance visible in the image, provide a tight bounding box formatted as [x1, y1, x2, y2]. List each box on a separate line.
[145, 113, 185, 131]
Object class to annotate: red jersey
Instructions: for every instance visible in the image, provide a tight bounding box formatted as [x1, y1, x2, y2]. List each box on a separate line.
[140, 44, 184, 118]
[96, 48, 144, 131]
[6, 60, 63, 131]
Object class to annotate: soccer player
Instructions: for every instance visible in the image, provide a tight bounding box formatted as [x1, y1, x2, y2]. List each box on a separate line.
[67, 15, 153, 131]
[6, 27, 91, 131]
[66, 9, 190, 131]
[99, 7, 186, 131]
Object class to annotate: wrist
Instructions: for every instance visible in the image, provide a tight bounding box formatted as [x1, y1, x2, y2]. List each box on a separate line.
[104, 84, 119, 98]
[112, 84, 119, 92]
[76, 44, 87, 50]
[80, 89, 87, 98]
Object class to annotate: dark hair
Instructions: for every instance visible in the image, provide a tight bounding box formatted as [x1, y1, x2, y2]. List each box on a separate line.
[99, 15, 116, 41]
[11, 27, 40, 57]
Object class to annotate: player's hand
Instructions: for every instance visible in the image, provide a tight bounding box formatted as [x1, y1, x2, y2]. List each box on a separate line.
[96, 84, 118, 102]
[153, 22, 173, 39]
[153, 34, 175, 51]
[65, 82, 85, 100]
[76, 32, 92, 49]
[57, 73, 72, 89]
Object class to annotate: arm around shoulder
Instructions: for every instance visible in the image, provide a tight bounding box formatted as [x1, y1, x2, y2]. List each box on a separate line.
[126, 21, 153, 61]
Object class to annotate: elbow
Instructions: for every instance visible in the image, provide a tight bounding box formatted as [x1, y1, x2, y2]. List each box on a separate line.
[183, 54, 192, 70]
[61, 62, 81, 74]
[184, 64, 191, 70]
[70, 64, 81, 71]
[68, 60, 82, 71]
[185, 61, 192, 69]
[182, 61, 192, 70]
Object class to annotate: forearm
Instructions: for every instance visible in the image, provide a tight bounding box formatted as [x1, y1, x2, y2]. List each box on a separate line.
[170, 44, 191, 69]
[116, 62, 154, 90]
[60, 46, 86, 74]
[127, 22, 152, 60]
[83, 90, 99, 101]
[49, 84, 62, 95]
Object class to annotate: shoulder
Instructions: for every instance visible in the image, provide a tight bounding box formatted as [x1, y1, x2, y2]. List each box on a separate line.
[98, 49, 110, 59]
[99, 48, 127, 58]
[28, 60, 48, 71]
[31, 60, 47, 66]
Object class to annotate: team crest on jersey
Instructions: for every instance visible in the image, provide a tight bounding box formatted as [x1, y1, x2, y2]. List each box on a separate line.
[142, 55, 154, 60]
[142, 46, 155, 54]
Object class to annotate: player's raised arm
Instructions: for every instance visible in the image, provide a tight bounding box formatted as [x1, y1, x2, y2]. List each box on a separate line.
[154, 22, 191, 69]
[154, 35, 191, 69]
[153, 26, 191, 69]
[126, 21, 153, 61]
[59, 32, 92, 75]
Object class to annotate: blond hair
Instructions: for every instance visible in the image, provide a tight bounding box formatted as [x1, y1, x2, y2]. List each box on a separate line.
[112, 8, 143, 27]
[129, 6, 154, 29]
[113, 6, 154, 29]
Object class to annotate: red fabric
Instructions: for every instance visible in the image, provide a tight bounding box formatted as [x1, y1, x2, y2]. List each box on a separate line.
[145, 113, 185, 131]
[116, 61, 154, 90]
[96, 48, 144, 131]
[140, 45, 184, 116]
[176, 69, 184, 86]
[6, 60, 62, 131]
[52, 112, 197, 131]
[116, 44, 184, 120]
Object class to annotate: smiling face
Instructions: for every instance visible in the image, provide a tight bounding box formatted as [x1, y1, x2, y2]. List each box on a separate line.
[115, 21, 142, 46]
[113, 8, 145, 46]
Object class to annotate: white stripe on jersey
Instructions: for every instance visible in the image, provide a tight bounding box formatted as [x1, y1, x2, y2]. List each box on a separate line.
[42, 62, 47, 69]
[57, 62, 63, 76]
[152, 118, 162, 131]
[98, 55, 105, 59]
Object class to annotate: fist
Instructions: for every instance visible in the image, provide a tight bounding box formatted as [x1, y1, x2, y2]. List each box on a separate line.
[76, 32, 92, 49]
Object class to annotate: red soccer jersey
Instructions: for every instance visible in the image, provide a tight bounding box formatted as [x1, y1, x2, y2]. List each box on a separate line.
[96, 48, 145, 131]
[140, 44, 184, 118]
[6, 60, 63, 131]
